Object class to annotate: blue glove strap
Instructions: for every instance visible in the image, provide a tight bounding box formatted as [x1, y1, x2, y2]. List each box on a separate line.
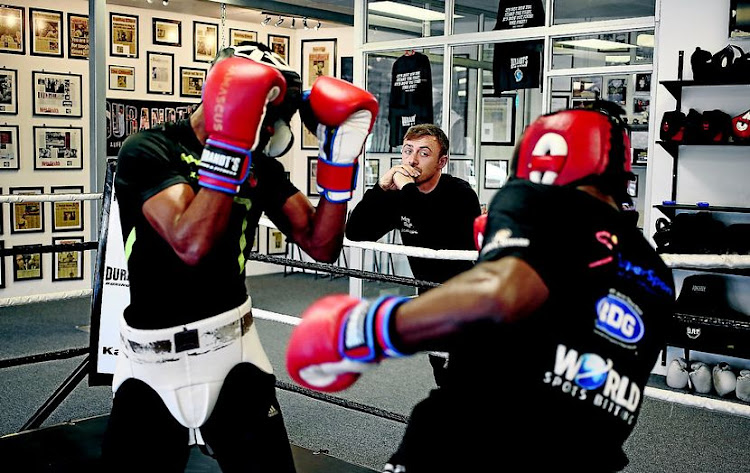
[339, 296, 410, 362]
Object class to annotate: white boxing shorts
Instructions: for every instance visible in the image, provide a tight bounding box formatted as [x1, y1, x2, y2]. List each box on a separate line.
[112, 297, 272, 441]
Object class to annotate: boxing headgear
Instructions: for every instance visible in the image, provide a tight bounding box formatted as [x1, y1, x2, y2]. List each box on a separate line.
[511, 101, 633, 202]
[212, 41, 302, 158]
[732, 109, 750, 141]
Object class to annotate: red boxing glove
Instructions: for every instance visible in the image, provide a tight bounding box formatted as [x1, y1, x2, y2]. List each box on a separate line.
[300, 77, 379, 203]
[473, 213, 488, 251]
[199, 56, 286, 194]
[286, 294, 409, 392]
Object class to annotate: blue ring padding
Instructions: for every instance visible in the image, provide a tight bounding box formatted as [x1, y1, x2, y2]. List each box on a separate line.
[206, 138, 252, 156]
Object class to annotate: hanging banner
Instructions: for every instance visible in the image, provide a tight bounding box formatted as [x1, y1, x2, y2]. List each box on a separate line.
[106, 97, 198, 156]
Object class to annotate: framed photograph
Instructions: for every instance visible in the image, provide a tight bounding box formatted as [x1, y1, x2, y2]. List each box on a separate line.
[0, 241, 5, 288]
[341, 56, 354, 83]
[301, 125, 317, 150]
[180, 67, 206, 98]
[391, 157, 401, 168]
[627, 175, 639, 198]
[572, 76, 602, 99]
[10, 187, 44, 234]
[606, 77, 627, 106]
[635, 73, 651, 92]
[481, 94, 516, 145]
[484, 159, 509, 189]
[52, 236, 83, 281]
[32, 71, 83, 117]
[633, 149, 648, 165]
[267, 227, 287, 255]
[110, 13, 138, 58]
[633, 97, 650, 114]
[108, 65, 135, 91]
[550, 95, 569, 112]
[147, 51, 174, 95]
[307, 156, 319, 197]
[33, 126, 83, 170]
[301, 39, 337, 90]
[153, 17, 181, 47]
[51, 186, 83, 232]
[0, 5, 25, 54]
[230, 28, 257, 47]
[268, 34, 289, 63]
[251, 226, 259, 253]
[365, 159, 379, 188]
[13, 244, 42, 281]
[193, 21, 218, 62]
[447, 158, 474, 182]
[67, 13, 89, 59]
[29, 8, 63, 57]
[0, 124, 20, 170]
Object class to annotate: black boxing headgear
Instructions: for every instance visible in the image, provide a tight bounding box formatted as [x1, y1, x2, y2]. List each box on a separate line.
[511, 100, 634, 206]
[212, 41, 302, 157]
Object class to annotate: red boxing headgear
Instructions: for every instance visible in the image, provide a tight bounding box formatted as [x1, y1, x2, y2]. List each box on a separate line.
[513, 107, 632, 187]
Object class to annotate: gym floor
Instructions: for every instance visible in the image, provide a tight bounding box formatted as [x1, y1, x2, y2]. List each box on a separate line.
[1, 271, 749, 472]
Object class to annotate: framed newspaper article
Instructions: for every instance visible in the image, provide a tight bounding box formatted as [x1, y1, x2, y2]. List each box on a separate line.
[301, 38, 337, 90]
[33, 126, 83, 170]
[0, 5, 25, 55]
[110, 12, 138, 58]
[229, 28, 257, 47]
[13, 244, 43, 282]
[0, 124, 20, 170]
[52, 236, 84, 281]
[108, 65, 135, 91]
[10, 187, 44, 234]
[147, 51, 174, 95]
[268, 34, 289, 63]
[193, 21, 218, 62]
[0, 68, 18, 115]
[153, 17, 181, 47]
[267, 227, 287, 255]
[307, 156, 319, 197]
[29, 8, 63, 57]
[32, 71, 83, 117]
[51, 185, 84, 232]
[68, 13, 89, 59]
[180, 67, 206, 98]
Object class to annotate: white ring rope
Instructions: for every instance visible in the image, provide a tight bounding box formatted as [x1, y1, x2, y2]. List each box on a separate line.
[0, 193, 103, 203]
[660, 254, 750, 269]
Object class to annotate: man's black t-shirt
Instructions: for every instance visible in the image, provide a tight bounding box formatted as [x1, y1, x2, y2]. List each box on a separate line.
[493, 0, 545, 30]
[492, 39, 543, 92]
[345, 175, 481, 284]
[405, 180, 675, 471]
[388, 53, 434, 148]
[114, 119, 298, 329]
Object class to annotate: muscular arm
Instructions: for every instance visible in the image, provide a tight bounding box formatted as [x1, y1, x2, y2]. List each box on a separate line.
[394, 256, 549, 352]
[142, 184, 233, 266]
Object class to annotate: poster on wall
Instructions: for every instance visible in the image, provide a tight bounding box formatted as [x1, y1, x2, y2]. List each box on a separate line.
[52, 185, 84, 232]
[268, 34, 289, 63]
[0, 68, 18, 115]
[52, 237, 84, 281]
[180, 67, 206, 98]
[32, 71, 83, 117]
[10, 187, 44, 234]
[0, 124, 20, 170]
[68, 13, 89, 59]
[109, 65, 135, 91]
[105, 98, 199, 156]
[230, 28, 257, 46]
[110, 13, 138, 58]
[147, 51, 174, 95]
[0, 5, 25, 54]
[33, 126, 83, 170]
[29, 8, 63, 57]
[301, 39, 337, 89]
[193, 21, 218, 62]
[13, 244, 43, 281]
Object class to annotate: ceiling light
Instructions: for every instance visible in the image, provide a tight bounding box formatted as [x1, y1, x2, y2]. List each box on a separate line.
[368, 1, 447, 22]
[261, 15, 271, 26]
[162, 0, 168, 5]
[605, 55, 631, 64]
[314, 20, 322, 30]
[303, 18, 309, 30]
[290, 18, 296, 28]
[275, 16, 284, 27]
[636, 33, 654, 47]
[556, 38, 637, 51]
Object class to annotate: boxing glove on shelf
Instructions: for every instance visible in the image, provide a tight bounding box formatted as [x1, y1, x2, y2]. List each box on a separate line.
[712, 362, 737, 397]
[688, 361, 713, 394]
[199, 57, 286, 195]
[300, 76, 379, 203]
[736, 370, 750, 402]
[286, 294, 410, 392]
[666, 357, 689, 389]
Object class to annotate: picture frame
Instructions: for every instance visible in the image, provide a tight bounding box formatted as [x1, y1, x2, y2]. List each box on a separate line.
[67, 13, 89, 59]
[268, 34, 289, 63]
[606, 77, 627, 106]
[635, 73, 651, 92]
[550, 95, 569, 113]
[301, 38, 337, 90]
[447, 158, 474, 182]
[152, 17, 181, 47]
[633, 148, 648, 165]
[179, 67, 206, 98]
[230, 28, 257, 47]
[390, 157, 401, 168]
[266, 227, 287, 255]
[32, 71, 83, 117]
[0, 5, 25, 54]
[0, 241, 5, 288]
[481, 94, 516, 145]
[193, 21, 218, 63]
[33, 126, 83, 170]
[365, 159, 379, 188]
[307, 156, 319, 197]
[52, 236, 83, 281]
[627, 175, 639, 198]
[572, 76, 603, 99]
[251, 226, 259, 253]
[341, 56, 354, 83]
[301, 124, 318, 150]
[147, 51, 174, 95]
[13, 244, 43, 282]
[0, 187, 3, 235]
[484, 159, 509, 189]
[51, 186, 83, 232]
[0, 124, 20, 170]
[10, 187, 44, 234]
[29, 8, 63, 57]
[110, 12, 138, 58]
[108, 65, 135, 91]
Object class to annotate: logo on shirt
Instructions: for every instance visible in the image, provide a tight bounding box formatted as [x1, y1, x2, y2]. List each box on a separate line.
[479, 228, 530, 256]
[399, 216, 417, 235]
[542, 344, 642, 425]
[595, 290, 645, 346]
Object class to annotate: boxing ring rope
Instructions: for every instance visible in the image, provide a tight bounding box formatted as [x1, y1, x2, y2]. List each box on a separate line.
[2, 194, 750, 424]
